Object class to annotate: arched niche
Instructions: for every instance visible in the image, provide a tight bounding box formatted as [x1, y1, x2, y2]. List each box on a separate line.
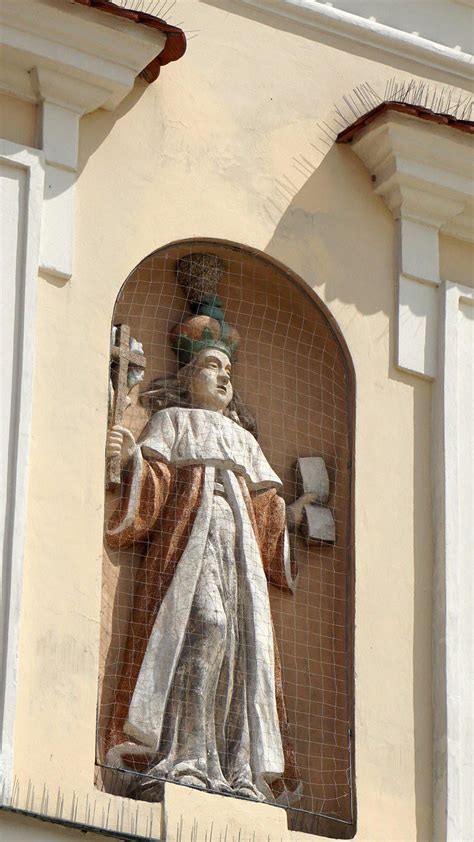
[96, 239, 356, 839]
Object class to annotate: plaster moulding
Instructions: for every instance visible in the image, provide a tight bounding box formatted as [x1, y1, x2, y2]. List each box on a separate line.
[0, 0, 168, 279]
[348, 110, 473, 378]
[236, 0, 474, 84]
[0, 0, 168, 111]
[344, 106, 474, 840]
[0, 139, 45, 800]
[432, 280, 474, 842]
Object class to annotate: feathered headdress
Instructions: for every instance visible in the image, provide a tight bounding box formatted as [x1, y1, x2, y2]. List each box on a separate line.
[170, 252, 240, 366]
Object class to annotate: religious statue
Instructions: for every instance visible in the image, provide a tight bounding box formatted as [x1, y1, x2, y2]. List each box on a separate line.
[103, 254, 316, 805]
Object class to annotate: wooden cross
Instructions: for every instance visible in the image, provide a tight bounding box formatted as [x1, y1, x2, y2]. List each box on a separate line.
[108, 324, 147, 486]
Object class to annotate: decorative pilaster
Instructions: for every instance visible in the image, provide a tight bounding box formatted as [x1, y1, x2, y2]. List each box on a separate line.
[432, 281, 474, 842]
[0, 0, 170, 279]
[349, 111, 473, 379]
[345, 107, 474, 842]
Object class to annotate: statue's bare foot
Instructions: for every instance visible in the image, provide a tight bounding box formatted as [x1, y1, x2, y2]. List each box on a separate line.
[233, 783, 265, 801]
[177, 774, 207, 790]
[210, 779, 233, 795]
[169, 762, 209, 790]
[127, 776, 164, 802]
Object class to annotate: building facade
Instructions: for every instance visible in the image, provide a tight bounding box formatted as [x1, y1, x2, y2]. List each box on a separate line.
[1, 1, 473, 840]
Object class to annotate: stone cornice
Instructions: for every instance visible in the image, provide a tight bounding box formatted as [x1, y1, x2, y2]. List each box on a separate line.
[72, 0, 186, 84]
[0, 0, 179, 112]
[343, 107, 473, 379]
[348, 110, 474, 241]
[236, 0, 473, 83]
[0, 0, 186, 280]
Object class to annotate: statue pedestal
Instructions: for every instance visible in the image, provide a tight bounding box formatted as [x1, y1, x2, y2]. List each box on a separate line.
[163, 782, 290, 842]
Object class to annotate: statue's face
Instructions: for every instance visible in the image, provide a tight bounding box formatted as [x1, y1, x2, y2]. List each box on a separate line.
[183, 348, 233, 412]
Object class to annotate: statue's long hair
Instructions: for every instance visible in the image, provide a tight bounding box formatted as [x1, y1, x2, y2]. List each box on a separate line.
[140, 367, 258, 439]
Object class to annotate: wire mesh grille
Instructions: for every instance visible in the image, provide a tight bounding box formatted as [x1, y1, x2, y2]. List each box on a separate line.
[96, 241, 355, 838]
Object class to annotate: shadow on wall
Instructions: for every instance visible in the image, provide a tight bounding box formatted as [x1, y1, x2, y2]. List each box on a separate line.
[77, 79, 150, 175]
[264, 143, 395, 317]
[262, 142, 434, 842]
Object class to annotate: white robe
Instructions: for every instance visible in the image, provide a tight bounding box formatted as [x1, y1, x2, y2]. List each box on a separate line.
[106, 408, 293, 799]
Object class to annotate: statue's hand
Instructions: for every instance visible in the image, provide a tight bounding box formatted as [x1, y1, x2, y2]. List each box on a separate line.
[286, 492, 318, 531]
[106, 425, 136, 465]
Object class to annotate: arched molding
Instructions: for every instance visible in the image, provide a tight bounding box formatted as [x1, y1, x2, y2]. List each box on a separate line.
[100, 237, 357, 838]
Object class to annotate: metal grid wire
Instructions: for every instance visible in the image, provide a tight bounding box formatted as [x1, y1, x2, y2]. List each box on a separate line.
[96, 241, 355, 838]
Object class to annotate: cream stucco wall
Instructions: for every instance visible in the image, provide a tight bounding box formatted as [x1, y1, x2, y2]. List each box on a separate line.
[0, 94, 37, 148]
[6, 1, 473, 840]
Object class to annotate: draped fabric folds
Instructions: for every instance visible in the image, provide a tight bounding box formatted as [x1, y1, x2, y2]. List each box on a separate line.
[104, 408, 299, 802]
